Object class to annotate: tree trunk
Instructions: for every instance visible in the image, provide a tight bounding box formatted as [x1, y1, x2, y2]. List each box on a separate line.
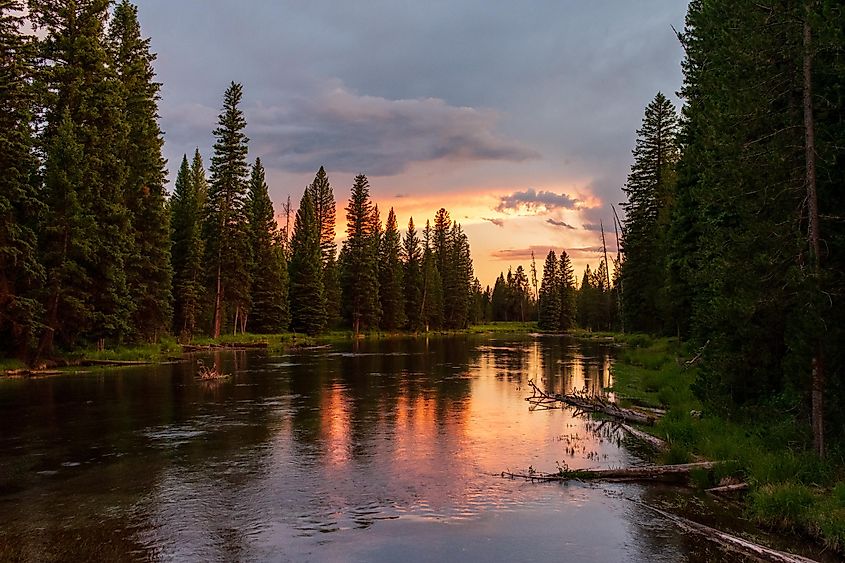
[212, 260, 223, 339]
[803, 6, 824, 458]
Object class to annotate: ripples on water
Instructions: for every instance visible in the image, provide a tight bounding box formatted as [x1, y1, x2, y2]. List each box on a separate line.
[0, 335, 827, 562]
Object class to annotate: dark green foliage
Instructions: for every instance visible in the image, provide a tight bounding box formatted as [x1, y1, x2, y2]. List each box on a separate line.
[289, 191, 325, 335]
[33, 0, 133, 350]
[204, 82, 251, 337]
[107, 0, 172, 341]
[378, 208, 404, 330]
[402, 218, 423, 331]
[558, 251, 577, 330]
[619, 92, 679, 334]
[247, 158, 289, 333]
[538, 251, 559, 331]
[170, 154, 206, 338]
[442, 222, 473, 328]
[341, 174, 380, 334]
[420, 247, 443, 330]
[0, 1, 43, 356]
[306, 166, 340, 326]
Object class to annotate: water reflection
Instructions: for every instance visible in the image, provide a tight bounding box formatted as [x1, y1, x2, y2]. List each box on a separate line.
[2, 334, 820, 562]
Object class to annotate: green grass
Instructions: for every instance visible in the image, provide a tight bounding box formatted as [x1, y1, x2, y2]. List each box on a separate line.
[67, 336, 182, 362]
[608, 333, 845, 553]
[0, 358, 27, 371]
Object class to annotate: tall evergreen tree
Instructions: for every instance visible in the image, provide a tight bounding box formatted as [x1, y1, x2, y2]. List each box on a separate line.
[247, 158, 288, 333]
[204, 82, 251, 337]
[619, 92, 679, 334]
[402, 217, 423, 331]
[306, 166, 339, 326]
[289, 191, 324, 335]
[378, 208, 404, 330]
[491, 273, 509, 321]
[32, 0, 133, 351]
[107, 0, 171, 341]
[538, 251, 560, 331]
[0, 1, 43, 356]
[170, 154, 206, 338]
[443, 222, 473, 328]
[341, 174, 380, 334]
[558, 251, 577, 331]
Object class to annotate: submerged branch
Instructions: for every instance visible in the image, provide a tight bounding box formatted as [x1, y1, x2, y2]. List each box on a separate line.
[526, 379, 657, 425]
[502, 461, 725, 483]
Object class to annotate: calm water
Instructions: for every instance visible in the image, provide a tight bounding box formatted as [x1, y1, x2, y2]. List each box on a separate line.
[0, 335, 825, 562]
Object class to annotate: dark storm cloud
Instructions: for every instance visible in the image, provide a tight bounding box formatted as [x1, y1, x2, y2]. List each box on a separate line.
[482, 217, 505, 227]
[495, 188, 580, 214]
[248, 87, 539, 175]
[134, 0, 687, 196]
[546, 218, 576, 229]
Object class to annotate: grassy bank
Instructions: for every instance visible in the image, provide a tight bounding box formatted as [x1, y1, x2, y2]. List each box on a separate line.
[2, 322, 540, 374]
[609, 334, 845, 552]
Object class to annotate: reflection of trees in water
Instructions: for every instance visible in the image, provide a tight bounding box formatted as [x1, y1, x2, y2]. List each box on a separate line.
[486, 336, 617, 398]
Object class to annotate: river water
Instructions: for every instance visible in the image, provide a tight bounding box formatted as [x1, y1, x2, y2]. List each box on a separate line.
[0, 335, 827, 562]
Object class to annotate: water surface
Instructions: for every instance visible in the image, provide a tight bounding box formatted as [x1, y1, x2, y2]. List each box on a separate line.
[0, 335, 825, 561]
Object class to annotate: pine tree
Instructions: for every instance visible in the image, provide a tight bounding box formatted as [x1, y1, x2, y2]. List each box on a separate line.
[619, 92, 679, 333]
[204, 82, 251, 337]
[170, 154, 206, 338]
[491, 273, 509, 321]
[558, 251, 577, 330]
[289, 190, 324, 335]
[33, 0, 132, 351]
[341, 174, 380, 334]
[247, 158, 288, 333]
[402, 217, 423, 331]
[0, 1, 43, 356]
[107, 0, 172, 341]
[433, 207, 450, 274]
[306, 166, 339, 326]
[538, 251, 560, 331]
[443, 222, 473, 328]
[420, 248, 443, 331]
[378, 207, 404, 330]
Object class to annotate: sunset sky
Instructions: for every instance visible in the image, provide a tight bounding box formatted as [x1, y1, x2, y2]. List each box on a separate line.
[136, 0, 689, 286]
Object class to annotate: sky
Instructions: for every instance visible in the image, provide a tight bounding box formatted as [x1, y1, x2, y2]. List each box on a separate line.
[135, 0, 689, 286]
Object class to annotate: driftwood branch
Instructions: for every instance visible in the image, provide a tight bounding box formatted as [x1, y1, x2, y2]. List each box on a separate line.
[706, 482, 749, 494]
[502, 461, 724, 483]
[526, 379, 657, 425]
[638, 503, 817, 563]
[620, 423, 668, 450]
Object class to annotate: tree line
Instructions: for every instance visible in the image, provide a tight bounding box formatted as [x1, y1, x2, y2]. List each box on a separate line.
[616, 1, 844, 456]
[0, 0, 483, 359]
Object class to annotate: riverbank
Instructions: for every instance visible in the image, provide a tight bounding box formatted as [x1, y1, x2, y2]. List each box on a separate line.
[0, 322, 540, 376]
[608, 334, 845, 553]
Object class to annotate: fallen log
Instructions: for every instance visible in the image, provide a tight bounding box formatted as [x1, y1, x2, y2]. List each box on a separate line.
[502, 460, 725, 483]
[620, 423, 668, 450]
[638, 503, 817, 563]
[81, 359, 154, 366]
[706, 482, 749, 494]
[527, 379, 657, 425]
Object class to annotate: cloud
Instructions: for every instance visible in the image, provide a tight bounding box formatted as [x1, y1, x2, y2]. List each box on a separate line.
[491, 245, 556, 261]
[546, 218, 575, 229]
[491, 244, 615, 262]
[240, 84, 539, 176]
[582, 223, 602, 232]
[483, 217, 505, 227]
[495, 188, 581, 214]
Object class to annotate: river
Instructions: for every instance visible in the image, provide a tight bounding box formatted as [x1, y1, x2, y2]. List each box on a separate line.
[0, 334, 828, 561]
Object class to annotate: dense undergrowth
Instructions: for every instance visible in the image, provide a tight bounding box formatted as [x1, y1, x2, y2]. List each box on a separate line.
[609, 334, 845, 552]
